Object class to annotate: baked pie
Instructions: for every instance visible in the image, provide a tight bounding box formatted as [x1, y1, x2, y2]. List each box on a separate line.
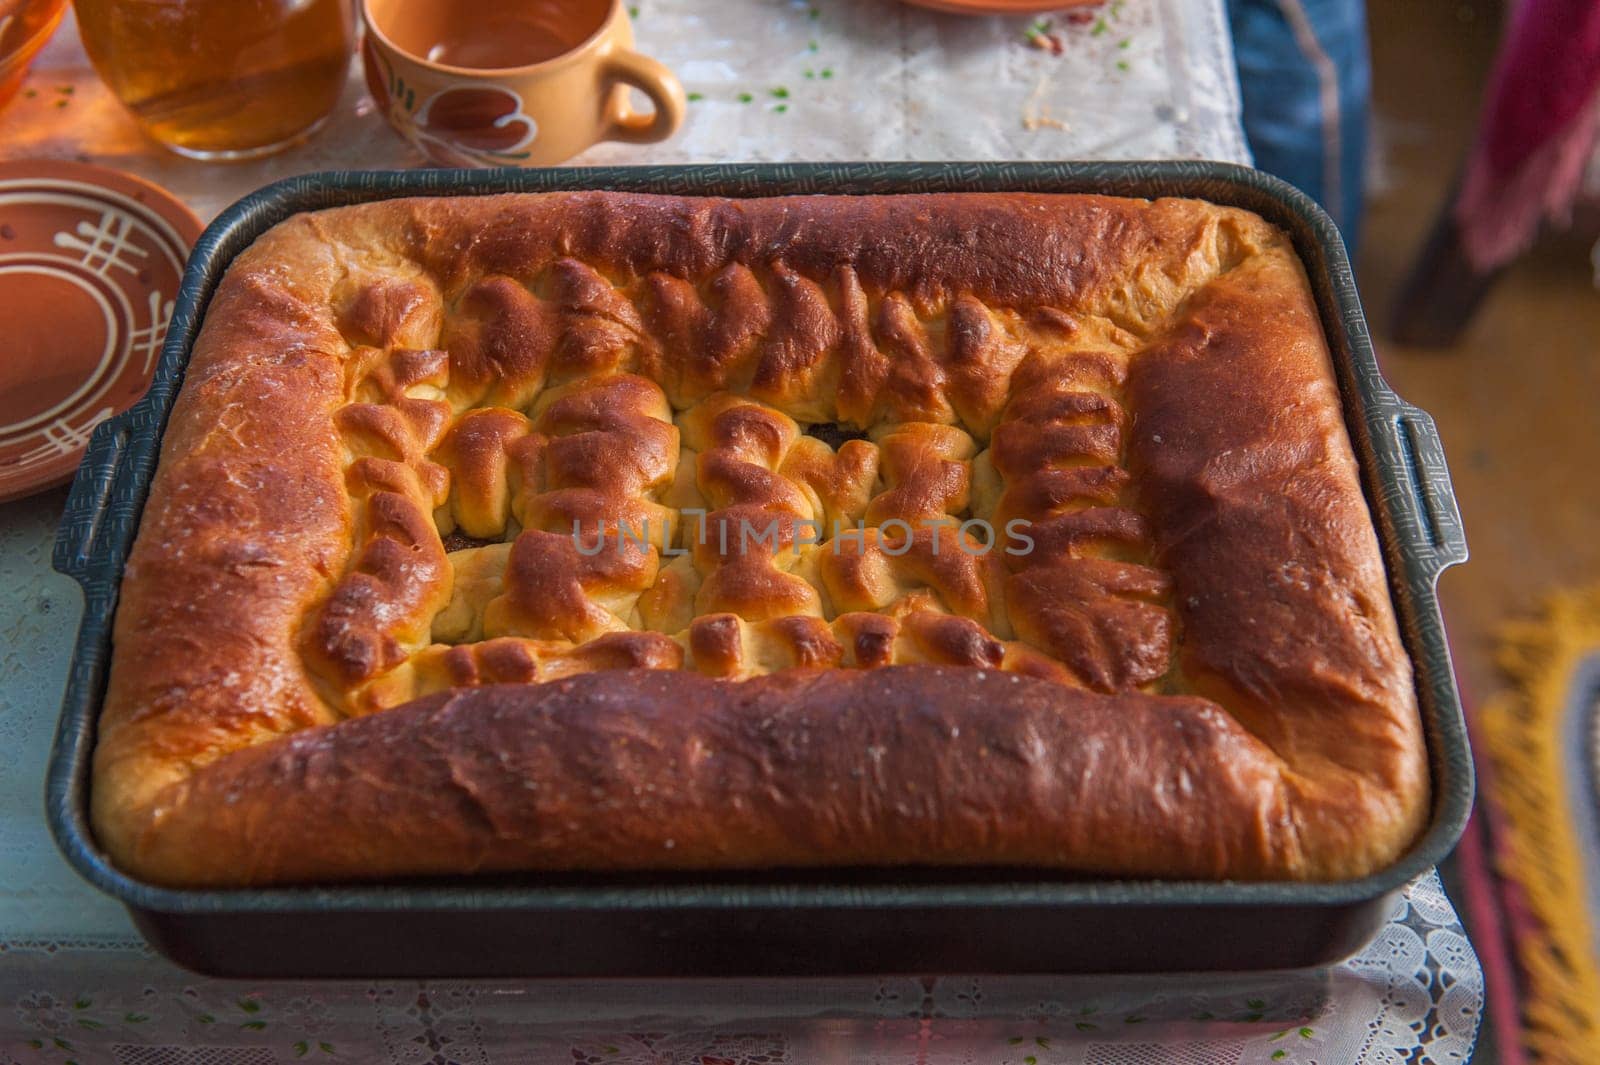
[93, 192, 1428, 887]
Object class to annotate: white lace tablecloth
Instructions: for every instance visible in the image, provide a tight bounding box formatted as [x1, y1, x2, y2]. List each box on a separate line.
[0, 1, 1249, 218]
[0, 4, 1481, 1063]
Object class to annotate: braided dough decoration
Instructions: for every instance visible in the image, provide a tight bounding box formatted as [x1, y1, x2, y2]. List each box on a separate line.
[95, 193, 1428, 886]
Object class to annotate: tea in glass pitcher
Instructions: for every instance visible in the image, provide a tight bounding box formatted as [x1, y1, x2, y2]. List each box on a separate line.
[0, 1, 69, 111]
[74, 0, 354, 159]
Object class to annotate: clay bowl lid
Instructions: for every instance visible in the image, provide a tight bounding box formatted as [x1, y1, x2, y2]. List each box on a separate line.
[0, 159, 202, 502]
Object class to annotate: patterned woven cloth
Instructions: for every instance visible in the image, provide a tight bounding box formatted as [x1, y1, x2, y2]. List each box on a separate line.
[1460, 587, 1600, 1065]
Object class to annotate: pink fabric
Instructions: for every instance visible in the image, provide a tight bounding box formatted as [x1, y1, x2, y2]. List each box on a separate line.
[1457, 809, 1528, 1065]
[1454, 0, 1600, 270]
[1450, 632, 1530, 1065]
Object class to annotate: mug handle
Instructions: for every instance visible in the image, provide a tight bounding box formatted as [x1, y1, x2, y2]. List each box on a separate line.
[603, 50, 687, 144]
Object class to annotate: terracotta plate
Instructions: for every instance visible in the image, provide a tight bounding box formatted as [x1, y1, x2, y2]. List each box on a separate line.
[0, 160, 202, 503]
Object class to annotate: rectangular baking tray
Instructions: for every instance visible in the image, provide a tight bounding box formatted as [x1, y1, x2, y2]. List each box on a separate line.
[46, 162, 1472, 978]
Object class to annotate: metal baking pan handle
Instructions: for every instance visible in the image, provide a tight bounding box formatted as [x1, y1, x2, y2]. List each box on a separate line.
[53, 414, 136, 585]
[1386, 401, 1468, 581]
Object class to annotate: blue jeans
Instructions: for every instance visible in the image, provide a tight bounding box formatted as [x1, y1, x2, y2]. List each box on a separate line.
[1228, 0, 1371, 255]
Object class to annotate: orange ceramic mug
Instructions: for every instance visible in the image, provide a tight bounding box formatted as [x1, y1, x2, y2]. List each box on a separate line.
[361, 0, 686, 167]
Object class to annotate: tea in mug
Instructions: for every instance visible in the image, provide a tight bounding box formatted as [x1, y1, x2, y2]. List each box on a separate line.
[383, 0, 605, 69]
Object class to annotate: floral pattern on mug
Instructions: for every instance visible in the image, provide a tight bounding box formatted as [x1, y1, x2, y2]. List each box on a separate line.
[362, 37, 539, 167]
[417, 85, 539, 157]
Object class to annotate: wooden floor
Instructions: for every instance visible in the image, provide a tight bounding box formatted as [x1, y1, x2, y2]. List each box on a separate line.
[1359, 1, 1600, 704]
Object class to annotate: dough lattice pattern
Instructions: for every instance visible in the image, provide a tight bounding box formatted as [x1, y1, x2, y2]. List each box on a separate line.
[307, 257, 1181, 718]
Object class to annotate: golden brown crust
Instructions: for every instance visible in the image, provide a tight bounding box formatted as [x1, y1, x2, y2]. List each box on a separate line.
[128, 669, 1299, 885]
[94, 192, 1427, 887]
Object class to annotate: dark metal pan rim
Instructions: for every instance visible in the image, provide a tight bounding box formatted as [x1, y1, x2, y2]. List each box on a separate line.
[67, 858, 1450, 917]
[47, 161, 1471, 934]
